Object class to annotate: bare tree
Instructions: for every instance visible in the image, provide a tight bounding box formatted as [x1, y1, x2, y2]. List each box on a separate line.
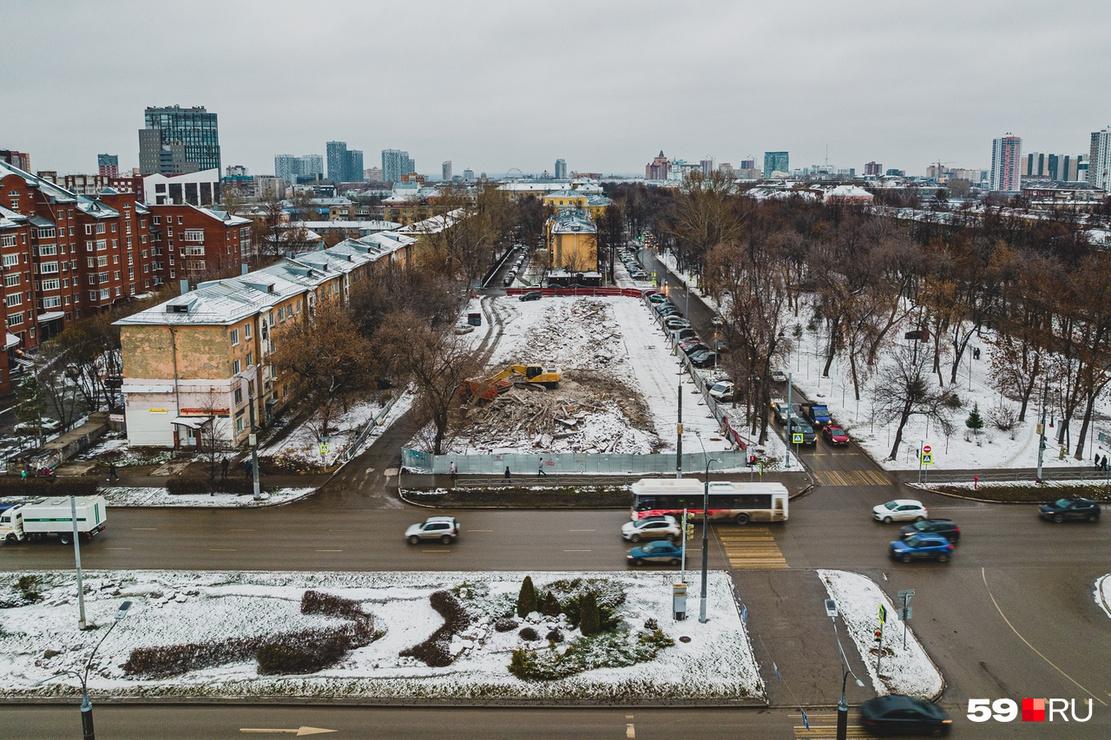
[373, 310, 481, 455]
[663, 171, 746, 277]
[873, 343, 955, 460]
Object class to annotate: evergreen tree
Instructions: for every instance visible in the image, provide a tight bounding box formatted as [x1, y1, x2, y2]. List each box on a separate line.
[541, 591, 561, 617]
[508, 648, 533, 679]
[516, 575, 537, 618]
[579, 592, 600, 636]
[965, 403, 984, 434]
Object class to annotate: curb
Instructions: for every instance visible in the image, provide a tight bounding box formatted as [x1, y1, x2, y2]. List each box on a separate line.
[905, 483, 1101, 505]
[0, 696, 770, 708]
[1094, 574, 1111, 620]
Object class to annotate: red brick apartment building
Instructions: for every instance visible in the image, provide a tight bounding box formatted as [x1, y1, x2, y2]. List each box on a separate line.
[149, 204, 253, 285]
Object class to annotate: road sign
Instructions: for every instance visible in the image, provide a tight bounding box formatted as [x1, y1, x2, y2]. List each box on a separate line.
[878, 604, 887, 624]
[897, 589, 915, 602]
[920, 453, 934, 465]
[792, 432, 804, 444]
[922, 444, 932, 455]
[902, 606, 913, 621]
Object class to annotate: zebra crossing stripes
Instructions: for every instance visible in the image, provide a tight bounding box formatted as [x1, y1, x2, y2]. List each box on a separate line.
[716, 527, 788, 570]
[814, 469, 891, 487]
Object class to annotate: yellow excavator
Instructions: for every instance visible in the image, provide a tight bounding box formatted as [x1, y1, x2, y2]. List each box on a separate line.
[458, 364, 562, 403]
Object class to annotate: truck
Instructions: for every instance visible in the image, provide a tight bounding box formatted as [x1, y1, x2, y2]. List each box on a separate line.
[0, 496, 108, 545]
[802, 403, 832, 427]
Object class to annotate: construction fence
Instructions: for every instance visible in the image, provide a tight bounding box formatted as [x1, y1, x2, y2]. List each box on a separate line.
[401, 448, 752, 476]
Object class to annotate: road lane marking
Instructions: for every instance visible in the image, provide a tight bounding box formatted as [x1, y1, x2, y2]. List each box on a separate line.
[563, 549, 592, 552]
[469, 529, 494, 532]
[980, 567, 1105, 706]
[208, 548, 237, 552]
[626, 722, 636, 738]
[420, 549, 450, 553]
[106, 547, 131, 551]
[314, 549, 343, 553]
[568, 529, 596, 532]
[130, 527, 157, 531]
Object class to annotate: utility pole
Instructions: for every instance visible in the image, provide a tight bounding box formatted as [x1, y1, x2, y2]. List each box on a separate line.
[247, 379, 261, 500]
[676, 365, 683, 479]
[784, 371, 792, 468]
[68, 495, 87, 630]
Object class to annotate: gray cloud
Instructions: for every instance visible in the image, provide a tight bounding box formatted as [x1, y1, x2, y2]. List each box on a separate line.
[5, 0, 1109, 177]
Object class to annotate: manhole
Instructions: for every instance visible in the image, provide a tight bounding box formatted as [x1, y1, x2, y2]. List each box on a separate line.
[679, 635, 692, 643]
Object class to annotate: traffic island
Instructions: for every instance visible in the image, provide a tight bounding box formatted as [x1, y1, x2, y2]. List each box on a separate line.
[910, 479, 1111, 503]
[0, 570, 765, 705]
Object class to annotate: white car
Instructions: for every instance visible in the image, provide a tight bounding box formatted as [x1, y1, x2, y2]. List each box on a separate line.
[873, 499, 928, 524]
[405, 516, 461, 544]
[770, 368, 789, 383]
[709, 380, 735, 402]
[621, 515, 680, 542]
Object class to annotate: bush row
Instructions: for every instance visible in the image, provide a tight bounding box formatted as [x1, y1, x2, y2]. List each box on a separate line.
[0, 477, 99, 496]
[399, 590, 471, 667]
[164, 478, 268, 496]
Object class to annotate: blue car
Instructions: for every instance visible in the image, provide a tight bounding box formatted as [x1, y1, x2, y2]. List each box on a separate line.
[626, 540, 683, 567]
[889, 533, 954, 563]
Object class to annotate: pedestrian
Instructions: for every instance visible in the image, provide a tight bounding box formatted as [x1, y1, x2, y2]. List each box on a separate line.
[244, 459, 253, 479]
[449, 460, 458, 484]
[1096, 454, 1103, 472]
[107, 461, 118, 482]
[221, 457, 229, 480]
[504, 466, 511, 480]
[20, 464, 28, 481]
[537, 458, 547, 477]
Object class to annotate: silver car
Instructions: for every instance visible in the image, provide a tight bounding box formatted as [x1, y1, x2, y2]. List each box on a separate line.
[405, 516, 461, 544]
[621, 515, 680, 542]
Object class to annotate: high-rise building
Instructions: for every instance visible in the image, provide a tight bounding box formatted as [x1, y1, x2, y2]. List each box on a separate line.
[554, 158, 567, 179]
[274, 154, 324, 183]
[864, 161, 883, 176]
[366, 166, 383, 182]
[345, 149, 364, 182]
[645, 151, 670, 180]
[990, 134, 1022, 191]
[1089, 127, 1111, 191]
[700, 159, 713, 177]
[140, 105, 220, 175]
[381, 149, 415, 184]
[763, 151, 789, 178]
[97, 154, 119, 177]
[1022, 152, 1087, 182]
[442, 160, 452, 181]
[326, 141, 349, 182]
[462, 168, 475, 183]
[0, 149, 32, 171]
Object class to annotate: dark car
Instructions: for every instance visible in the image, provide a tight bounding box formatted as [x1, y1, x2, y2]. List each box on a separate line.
[859, 695, 952, 736]
[690, 350, 718, 368]
[1039, 497, 1101, 523]
[671, 328, 699, 343]
[664, 317, 692, 331]
[626, 539, 683, 566]
[899, 518, 960, 543]
[647, 293, 668, 304]
[519, 291, 542, 302]
[680, 342, 710, 357]
[785, 417, 817, 446]
[656, 303, 679, 316]
[802, 403, 832, 426]
[822, 424, 850, 446]
[889, 533, 954, 563]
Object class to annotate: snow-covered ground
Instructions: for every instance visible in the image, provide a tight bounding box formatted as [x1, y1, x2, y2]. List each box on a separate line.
[0, 570, 763, 703]
[94, 486, 315, 507]
[1095, 574, 1111, 620]
[913, 479, 1111, 491]
[656, 251, 724, 314]
[429, 295, 733, 455]
[817, 570, 943, 699]
[785, 300, 1110, 471]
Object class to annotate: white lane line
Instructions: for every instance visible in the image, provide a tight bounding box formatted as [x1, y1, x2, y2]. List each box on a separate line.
[626, 723, 636, 739]
[563, 549, 592, 552]
[106, 547, 131, 551]
[315, 549, 343, 553]
[469, 529, 494, 533]
[421, 549, 450, 554]
[131, 527, 157, 531]
[208, 548, 237, 552]
[568, 529, 596, 532]
[981, 567, 1106, 706]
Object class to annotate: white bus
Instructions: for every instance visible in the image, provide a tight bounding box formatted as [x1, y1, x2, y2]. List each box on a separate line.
[630, 478, 788, 525]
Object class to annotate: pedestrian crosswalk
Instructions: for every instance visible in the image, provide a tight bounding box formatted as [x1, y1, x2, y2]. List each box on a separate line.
[716, 526, 788, 570]
[790, 710, 870, 738]
[814, 469, 891, 487]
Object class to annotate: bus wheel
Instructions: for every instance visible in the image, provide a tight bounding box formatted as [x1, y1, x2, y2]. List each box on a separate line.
[735, 513, 750, 526]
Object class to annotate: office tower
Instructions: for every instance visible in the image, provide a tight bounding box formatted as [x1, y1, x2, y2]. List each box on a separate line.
[326, 141, 349, 182]
[1089, 127, 1111, 191]
[864, 161, 883, 176]
[382, 149, 415, 184]
[140, 105, 220, 175]
[345, 149, 364, 182]
[97, 154, 119, 177]
[442, 160, 452, 181]
[367, 166, 383, 182]
[554, 158, 567, 179]
[700, 159, 713, 177]
[463, 168, 475, 182]
[0, 150, 32, 171]
[990, 134, 1022, 191]
[763, 151, 789, 177]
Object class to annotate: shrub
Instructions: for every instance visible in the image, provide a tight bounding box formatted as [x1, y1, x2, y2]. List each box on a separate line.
[301, 590, 364, 620]
[509, 648, 534, 679]
[518, 627, 539, 641]
[124, 635, 265, 677]
[0, 477, 98, 496]
[643, 617, 659, 631]
[965, 403, 984, 433]
[579, 592, 601, 636]
[546, 628, 564, 643]
[494, 617, 518, 632]
[256, 632, 350, 675]
[165, 478, 262, 496]
[16, 575, 41, 604]
[399, 590, 471, 667]
[540, 591, 561, 617]
[942, 391, 964, 410]
[508, 627, 676, 682]
[989, 404, 1018, 432]
[516, 576, 537, 618]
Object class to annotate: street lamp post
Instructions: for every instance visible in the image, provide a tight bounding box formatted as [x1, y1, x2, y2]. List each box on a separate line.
[825, 599, 865, 740]
[693, 432, 719, 624]
[39, 600, 131, 740]
[68, 495, 88, 630]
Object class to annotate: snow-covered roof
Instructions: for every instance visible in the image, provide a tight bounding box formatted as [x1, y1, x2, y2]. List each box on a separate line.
[151, 202, 251, 227]
[549, 208, 597, 234]
[287, 220, 401, 232]
[0, 159, 119, 218]
[0, 205, 28, 229]
[398, 208, 465, 234]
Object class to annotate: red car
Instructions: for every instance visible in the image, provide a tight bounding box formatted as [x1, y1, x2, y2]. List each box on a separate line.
[822, 425, 850, 446]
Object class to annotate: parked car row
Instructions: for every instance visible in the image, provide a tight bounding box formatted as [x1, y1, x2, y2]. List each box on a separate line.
[622, 248, 649, 280]
[645, 290, 720, 369]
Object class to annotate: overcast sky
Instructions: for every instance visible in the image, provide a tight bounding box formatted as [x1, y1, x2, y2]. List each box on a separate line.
[6, 1, 1109, 178]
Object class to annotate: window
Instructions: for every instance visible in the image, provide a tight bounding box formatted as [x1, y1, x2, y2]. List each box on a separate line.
[110, 223, 117, 233]
[184, 229, 204, 242]
[167, 228, 173, 236]
[6, 312, 23, 326]
[37, 244, 57, 256]
[41, 296, 61, 309]
[232, 359, 241, 374]
[96, 240, 106, 251]
[153, 216, 161, 225]
[40, 278, 59, 291]
[95, 223, 106, 234]
[36, 227, 56, 239]
[229, 328, 239, 346]
[244, 323, 252, 339]
[4, 274, 19, 288]
[88, 290, 99, 302]
[234, 388, 243, 405]
[246, 352, 253, 366]
[1, 234, 16, 247]
[177, 216, 184, 225]
[84, 224, 93, 235]
[39, 261, 58, 274]
[235, 414, 245, 434]
[5, 294, 21, 307]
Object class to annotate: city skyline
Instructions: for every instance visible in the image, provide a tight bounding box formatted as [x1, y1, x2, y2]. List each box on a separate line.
[3, 2, 1110, 178]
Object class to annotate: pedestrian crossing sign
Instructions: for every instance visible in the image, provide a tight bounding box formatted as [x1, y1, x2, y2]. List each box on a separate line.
[920, 452, 933, 465]
[791, 432, 804, 444]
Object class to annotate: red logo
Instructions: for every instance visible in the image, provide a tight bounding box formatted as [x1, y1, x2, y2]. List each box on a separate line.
[1022, 698, 1046, 722]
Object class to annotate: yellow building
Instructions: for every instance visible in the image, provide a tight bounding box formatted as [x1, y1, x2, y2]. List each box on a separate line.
[545, 208, 598, 272]
[542, 190, 612, 219]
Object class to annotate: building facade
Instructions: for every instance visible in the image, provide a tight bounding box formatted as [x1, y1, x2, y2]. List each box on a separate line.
[554, 159, 567, 179]
[381, 149, 415, 184]
[545, 208, 598, 272]
[0, 150, 32, 172]
[645, 151, 670, 180]
[1089, 127, 1111, 192]
[148, 204, 252, 286]
[990, 134, 1022, 191]
[763, 151, 789, 178]
[97, 154, 119, 177]
[442, 160, 452, 182]
[140, 105, 220, 176]
[143, 170, 221, 206]
[864, 161, 883, 176]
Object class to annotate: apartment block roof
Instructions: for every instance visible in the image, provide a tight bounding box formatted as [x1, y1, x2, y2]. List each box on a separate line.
[549, 207, 597, 235]
[0, 160, 120, 219]
[150, 202, 251, 227]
